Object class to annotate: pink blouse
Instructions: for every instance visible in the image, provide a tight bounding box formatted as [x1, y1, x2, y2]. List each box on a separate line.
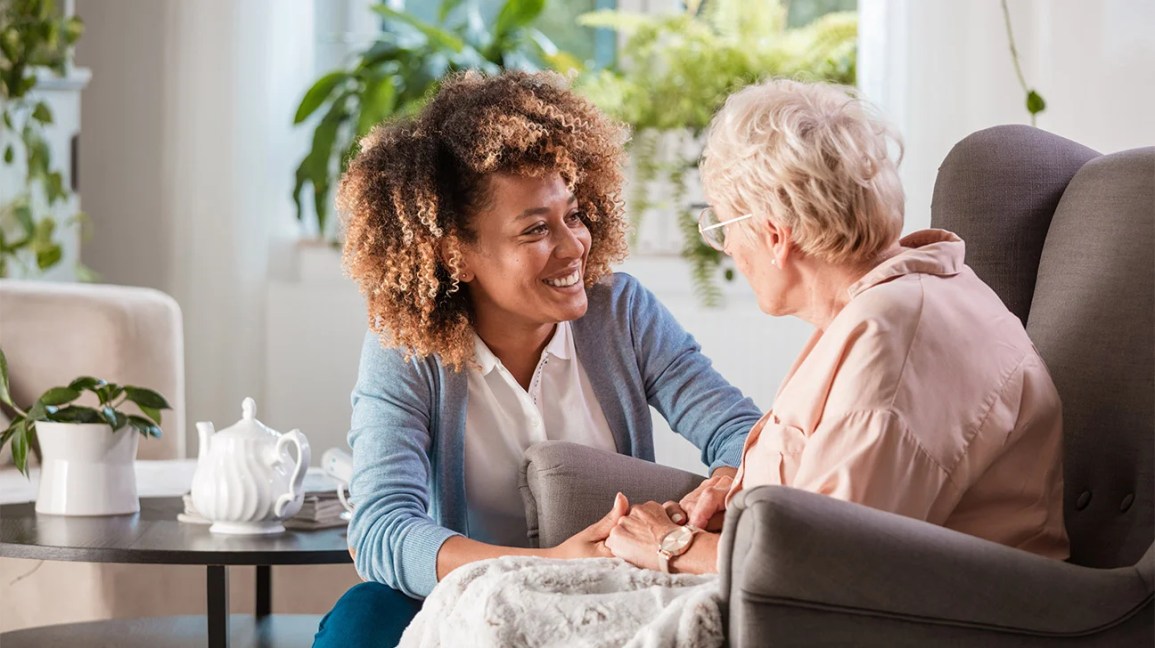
[729, 229, 1069, 559]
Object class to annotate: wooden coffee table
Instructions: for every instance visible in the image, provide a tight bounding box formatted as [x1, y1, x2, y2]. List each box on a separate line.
[0, 496, 352, 648]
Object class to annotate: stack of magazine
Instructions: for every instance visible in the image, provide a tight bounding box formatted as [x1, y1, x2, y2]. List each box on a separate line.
[179, 468, 350, 530]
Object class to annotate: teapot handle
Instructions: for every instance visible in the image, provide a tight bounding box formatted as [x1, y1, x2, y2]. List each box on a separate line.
[273, 429, 311, 519]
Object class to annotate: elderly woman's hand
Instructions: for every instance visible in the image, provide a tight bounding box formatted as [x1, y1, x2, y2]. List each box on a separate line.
[670, 468, 734, 531]
[605, 501, 682, 571]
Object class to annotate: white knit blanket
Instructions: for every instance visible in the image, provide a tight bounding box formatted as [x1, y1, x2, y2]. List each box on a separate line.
[399, 557, 723, 648]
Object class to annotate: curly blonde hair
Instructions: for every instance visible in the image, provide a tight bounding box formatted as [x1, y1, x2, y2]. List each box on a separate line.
[338, 71, 630, 370]
[701, 79, 905, 265]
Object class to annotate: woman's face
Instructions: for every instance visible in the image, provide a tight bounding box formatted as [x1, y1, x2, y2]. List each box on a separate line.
[458, 172, 592, 334]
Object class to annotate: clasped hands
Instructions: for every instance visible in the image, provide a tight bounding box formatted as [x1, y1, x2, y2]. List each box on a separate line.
[549, 469, 734, 572]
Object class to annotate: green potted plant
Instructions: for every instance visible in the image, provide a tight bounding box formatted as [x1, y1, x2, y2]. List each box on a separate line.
[0, 347, 171, 515]
[576, 0, 857, 305]
[0, 0, 86, 278]
[292, 0, 581, 241]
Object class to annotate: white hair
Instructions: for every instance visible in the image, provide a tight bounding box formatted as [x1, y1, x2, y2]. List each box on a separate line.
[700, 78, 905, 264]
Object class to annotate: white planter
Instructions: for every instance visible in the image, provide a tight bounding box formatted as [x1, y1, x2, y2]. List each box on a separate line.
[35, 422, 140, 516]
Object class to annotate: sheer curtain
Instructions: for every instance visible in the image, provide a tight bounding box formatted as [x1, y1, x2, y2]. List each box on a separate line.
[77, 0, 317, 455]
[856, 0, 1155, 232]
[163, 0, 319, 454]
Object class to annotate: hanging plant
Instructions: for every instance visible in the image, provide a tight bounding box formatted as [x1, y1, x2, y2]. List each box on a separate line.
[0, 0, 84, 278]
[577, 0, 856, 305]
[1000, 0, 1046, 125]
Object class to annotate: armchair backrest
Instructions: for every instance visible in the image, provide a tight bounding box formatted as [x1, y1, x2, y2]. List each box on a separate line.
[0, 280, 186, 461]
[931, 126, 1154, 569]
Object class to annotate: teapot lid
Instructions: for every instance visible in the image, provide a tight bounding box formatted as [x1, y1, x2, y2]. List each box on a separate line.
[218, 397, 278, 438]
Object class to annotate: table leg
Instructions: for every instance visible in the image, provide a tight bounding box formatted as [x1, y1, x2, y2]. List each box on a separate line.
[256, 565, 271, 618]
[207, 565, 229, 648]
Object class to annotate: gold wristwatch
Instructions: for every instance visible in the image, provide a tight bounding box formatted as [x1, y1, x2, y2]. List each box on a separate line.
[657, 525, 701, 573]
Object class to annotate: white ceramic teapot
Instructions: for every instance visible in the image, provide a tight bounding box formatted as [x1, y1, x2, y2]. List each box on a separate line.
[190, 397, 311, 535]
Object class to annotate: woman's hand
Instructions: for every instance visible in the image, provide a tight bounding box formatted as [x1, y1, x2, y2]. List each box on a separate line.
[547, 492, 630, 560]
[667, 467, 735, 531]
[604, 501, 682, 571]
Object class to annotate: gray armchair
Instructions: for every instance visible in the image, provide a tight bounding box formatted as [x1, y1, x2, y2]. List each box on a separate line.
[520, 126, 1153, 645]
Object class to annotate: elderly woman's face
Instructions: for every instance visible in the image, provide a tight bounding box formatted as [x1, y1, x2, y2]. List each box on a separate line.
[458, 172, 591, 333]
[721, 211, 791, 316]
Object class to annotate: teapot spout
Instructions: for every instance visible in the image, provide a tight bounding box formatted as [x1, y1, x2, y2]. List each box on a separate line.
[195, 421, 215, 461]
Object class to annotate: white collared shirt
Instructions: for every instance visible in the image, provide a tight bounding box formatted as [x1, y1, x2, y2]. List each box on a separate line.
[463, 321, 617, 547]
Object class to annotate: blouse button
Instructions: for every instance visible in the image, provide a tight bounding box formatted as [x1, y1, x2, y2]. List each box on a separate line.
[1075, 490, 1092, 510]
[1120, 493, 1135, 512]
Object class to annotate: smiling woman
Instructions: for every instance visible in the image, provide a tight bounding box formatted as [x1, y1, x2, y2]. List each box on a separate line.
[455, 173, 593, 388]
[314, 71, 764, 647]
[339, 71, 629, 371]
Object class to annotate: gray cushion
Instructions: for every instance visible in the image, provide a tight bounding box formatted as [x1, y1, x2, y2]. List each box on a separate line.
[931, 125, 1099, 323]
[721, 487, 1155, 646]
[1027, 147, 1155, 569]
[519, 441, 704, 548]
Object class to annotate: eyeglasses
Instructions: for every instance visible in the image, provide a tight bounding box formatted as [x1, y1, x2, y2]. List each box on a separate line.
[697, 207, 755, 251]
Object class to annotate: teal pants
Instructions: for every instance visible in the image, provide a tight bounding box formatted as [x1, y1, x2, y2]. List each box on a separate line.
[312, 582, 423, 648]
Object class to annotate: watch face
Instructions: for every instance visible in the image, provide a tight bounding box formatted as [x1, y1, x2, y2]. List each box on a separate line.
[660, 526, 693, 552]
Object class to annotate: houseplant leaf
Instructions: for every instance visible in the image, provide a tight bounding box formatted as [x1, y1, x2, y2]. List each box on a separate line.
[1026, 90, 1046, 115]
[35, 242, 62, 270]
[48, 405, 103, 424]
[123, 386, 172, 410]
[68, 376, 103, 391]
[355, 76, 398, 137]
[127, 414, 162, 438]
[139, 405, 163, 425]
[38, 386, 79, 406]
[495, 0, 546, 43]
[0, 422, 17, 450]
[26, 401, 47, 422]
[11, 420, 29, 476]
[0, 347, 14, 408]
[438, 0, 465, 23]
[293, 71, 349, 125]
[31, 101, 52, 124]
[373, 5, 465, 53]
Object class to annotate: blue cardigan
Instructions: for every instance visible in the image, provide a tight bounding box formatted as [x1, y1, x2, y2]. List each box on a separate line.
[347, 273, 762, 597]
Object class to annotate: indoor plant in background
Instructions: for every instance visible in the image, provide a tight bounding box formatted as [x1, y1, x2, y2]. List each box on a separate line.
[0, 347, 170, 515]
[292, 0, 581, 242]
[0, 0, 86, 278]
[577, 0, 856, 305]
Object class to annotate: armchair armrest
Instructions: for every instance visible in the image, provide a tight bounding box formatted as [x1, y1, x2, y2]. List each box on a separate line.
[520, 441, 705, 548]
[719, 486, 1154, 646]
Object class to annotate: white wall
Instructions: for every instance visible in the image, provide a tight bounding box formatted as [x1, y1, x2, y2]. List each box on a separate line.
[859, 0, 1155, 233]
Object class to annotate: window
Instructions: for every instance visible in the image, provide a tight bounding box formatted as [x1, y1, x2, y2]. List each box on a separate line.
[401, 1, 616, 69]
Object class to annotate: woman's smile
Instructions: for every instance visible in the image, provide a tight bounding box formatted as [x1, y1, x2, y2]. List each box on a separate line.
[543, 267, 583, 289]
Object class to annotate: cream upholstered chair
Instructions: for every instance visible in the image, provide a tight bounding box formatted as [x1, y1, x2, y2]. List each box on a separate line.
[0, 280, 359, 631]
[0, 280, 187, 460]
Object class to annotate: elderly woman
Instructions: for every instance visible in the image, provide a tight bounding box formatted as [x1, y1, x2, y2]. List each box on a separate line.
[311, 71, 762, 647]
[604, 78, 1069, 575]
